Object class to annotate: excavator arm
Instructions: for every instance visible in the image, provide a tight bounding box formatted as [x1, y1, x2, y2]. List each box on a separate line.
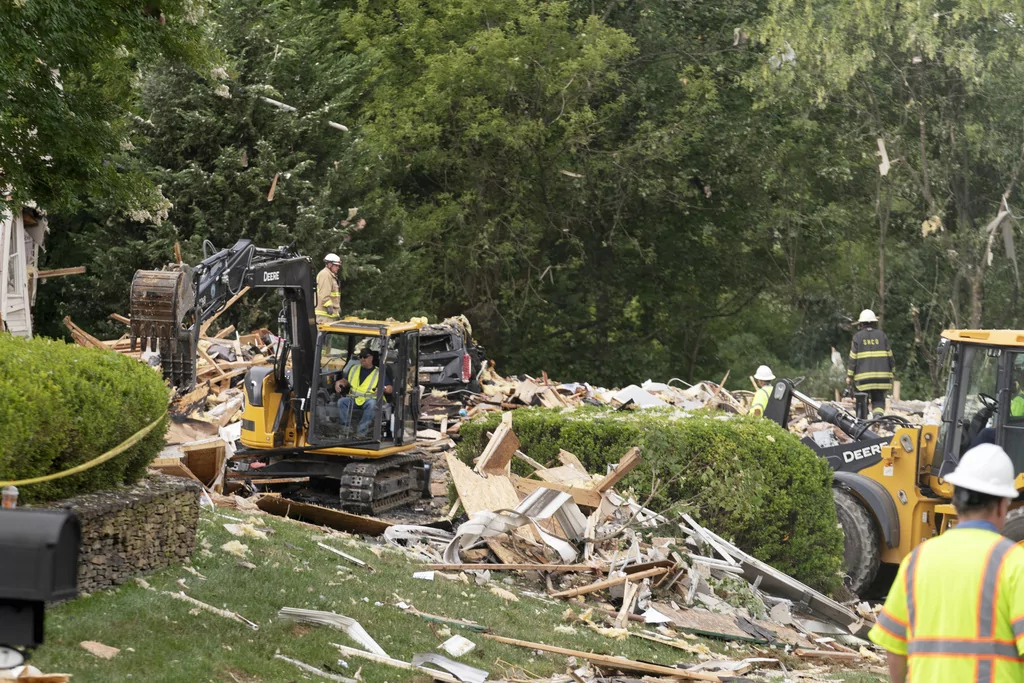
[129, 239, 317, 401]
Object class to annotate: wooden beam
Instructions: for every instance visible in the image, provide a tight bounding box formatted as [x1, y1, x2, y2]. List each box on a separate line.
[199, 286, 250, 336]
[212, 324, 236, 340]
[109, 313, 131, 325]
[174, 241, 183, 265]
[548, 567, 668, 598]
[36, 266, 86, 279]
[596, 447, 642, 493]
[481, 634, 722, 680]
[62, 316, 106, 349]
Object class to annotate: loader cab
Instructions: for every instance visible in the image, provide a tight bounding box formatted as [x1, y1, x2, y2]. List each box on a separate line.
[935, 331, 1024, 482]
[307, 319, 421, 451]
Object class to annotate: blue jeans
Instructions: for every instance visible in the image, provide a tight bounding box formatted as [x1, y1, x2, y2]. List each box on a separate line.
[337, 397, 377, 437]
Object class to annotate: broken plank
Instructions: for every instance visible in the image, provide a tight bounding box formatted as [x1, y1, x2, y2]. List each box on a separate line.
[596, 447, 642, 492]
[197, 344, 228, 378]
[514, 449, 547, 472]
[481, 634, 722, 681]
[475, 421, 520, 476]
[558, 449, 588, 473]
[256, 495, 391, 536]
[425, 563, 602, 574]
[109, 313, 131, 325]
[681, 514, 738, 566]
[511, 475, 601, 509]
[62, 316, 106, 349]
[795, 648, 860, 662]
[332, 643, 461, 683]
[535, 465, 594, 487]
[36, 266, 86, 279]
[549, 567, 668, 598]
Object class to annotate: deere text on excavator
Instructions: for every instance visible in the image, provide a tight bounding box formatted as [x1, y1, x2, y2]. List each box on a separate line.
[129, 239, 430, 514]
[768, 330, 1024, 595]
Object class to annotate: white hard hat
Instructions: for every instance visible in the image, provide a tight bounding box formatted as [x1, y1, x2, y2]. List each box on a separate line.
[324, 253, 341, 264]
[945, 443, 1019, 499]
[754, 365, 775, 381]
[858, 309, 878, 324]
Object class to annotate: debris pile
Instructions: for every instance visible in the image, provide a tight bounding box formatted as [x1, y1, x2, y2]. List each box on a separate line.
[369, 417, 886, 681]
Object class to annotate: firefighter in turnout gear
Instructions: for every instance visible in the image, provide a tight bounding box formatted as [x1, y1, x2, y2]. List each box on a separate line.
[869, 443, 1024, 682]
[750, 365, 775, 417]
[315, 253, 342, 324]
[846, 309, 894, 417]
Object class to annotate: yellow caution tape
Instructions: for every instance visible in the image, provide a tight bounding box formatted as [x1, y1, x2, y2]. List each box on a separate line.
[0, 413, 166, 487]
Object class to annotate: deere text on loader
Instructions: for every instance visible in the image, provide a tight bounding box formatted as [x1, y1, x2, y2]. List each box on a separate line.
[129, 239, 430, 514]
[767, 330, 1024, 595]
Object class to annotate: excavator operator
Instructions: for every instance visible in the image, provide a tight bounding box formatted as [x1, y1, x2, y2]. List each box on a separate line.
[334, 348, 392, 437]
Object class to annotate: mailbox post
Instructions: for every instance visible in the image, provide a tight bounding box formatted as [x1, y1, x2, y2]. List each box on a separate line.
[0, 509, 80, 656]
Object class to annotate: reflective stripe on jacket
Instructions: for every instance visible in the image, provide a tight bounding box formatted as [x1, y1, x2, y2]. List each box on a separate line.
[316, 266, 341, 321]
[848, 327, 894, 391]
[348, 365, 379, 407]
[751, 385, 771, 417]
[869, 527, 1024, 682]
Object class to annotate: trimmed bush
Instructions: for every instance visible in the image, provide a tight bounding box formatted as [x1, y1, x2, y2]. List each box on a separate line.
[0, 335, 168, 502]
[460, 407, 844, 594]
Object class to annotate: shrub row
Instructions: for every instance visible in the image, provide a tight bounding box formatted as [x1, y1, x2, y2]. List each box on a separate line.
[459, 407, 844, 594]
[0, 335, 168, 502]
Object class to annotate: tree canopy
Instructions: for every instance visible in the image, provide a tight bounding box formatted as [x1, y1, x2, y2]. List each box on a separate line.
[26, 0, 1024, 398]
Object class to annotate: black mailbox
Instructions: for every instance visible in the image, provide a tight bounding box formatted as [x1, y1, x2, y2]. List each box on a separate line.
[0, 509, 80, 648]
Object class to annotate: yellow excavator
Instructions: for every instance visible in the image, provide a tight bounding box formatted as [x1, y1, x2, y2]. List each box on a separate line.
[767, 329, 1024, 594]
[129, 239, 431, 513]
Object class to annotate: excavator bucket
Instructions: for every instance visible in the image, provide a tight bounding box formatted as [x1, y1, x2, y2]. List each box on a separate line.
[130, 267, 198, 392]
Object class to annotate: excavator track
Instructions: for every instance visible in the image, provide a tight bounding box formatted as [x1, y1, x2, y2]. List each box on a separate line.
[339, 453, 430, 515]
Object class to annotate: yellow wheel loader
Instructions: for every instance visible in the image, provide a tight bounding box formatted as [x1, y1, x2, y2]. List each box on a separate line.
[130, 239, 430, 513]
[768, 329, 1024, 594]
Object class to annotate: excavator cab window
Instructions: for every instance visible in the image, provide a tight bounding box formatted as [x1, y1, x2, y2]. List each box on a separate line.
[1000, 353, 1024, 474]
[308, 331, 398, 448]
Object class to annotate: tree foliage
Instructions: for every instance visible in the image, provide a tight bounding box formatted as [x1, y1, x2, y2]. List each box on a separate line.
[26, 0, 1024, 398]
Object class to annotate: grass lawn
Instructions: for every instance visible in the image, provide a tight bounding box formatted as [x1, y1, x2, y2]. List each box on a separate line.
[30, 506, 875, 682]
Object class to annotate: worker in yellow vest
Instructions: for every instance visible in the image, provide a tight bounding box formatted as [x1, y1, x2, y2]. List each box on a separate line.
[750, 365, 775, 417]
[869, 443, 1024, 682]
[334, 347, 392, 437]
[315, 253, 342, 324]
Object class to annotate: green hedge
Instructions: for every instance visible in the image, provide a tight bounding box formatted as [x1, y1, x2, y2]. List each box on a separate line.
[460, 407, 844, 594]
[0, 335, 168, 502]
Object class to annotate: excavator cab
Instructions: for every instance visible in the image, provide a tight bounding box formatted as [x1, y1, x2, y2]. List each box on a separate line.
[307, 319, 420, 449]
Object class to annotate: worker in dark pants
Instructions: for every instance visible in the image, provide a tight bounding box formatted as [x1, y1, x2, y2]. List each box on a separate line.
[846, 309, 894, 418]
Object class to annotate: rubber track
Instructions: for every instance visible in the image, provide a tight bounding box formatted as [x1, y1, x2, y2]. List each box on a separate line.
[339, 452, 426, 515]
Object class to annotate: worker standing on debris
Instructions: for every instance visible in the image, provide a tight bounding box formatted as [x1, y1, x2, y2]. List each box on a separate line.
[846, 309, 894, 417]
[869, 443, 1024, 683]
[750, 365, 775, 417]
[315, 253, 342, 324]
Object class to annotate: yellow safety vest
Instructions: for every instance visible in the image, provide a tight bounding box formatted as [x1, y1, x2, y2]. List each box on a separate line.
[347, 365, 378, 406]
[869, 527, 1024, 682]
[751, 385, 771, 417]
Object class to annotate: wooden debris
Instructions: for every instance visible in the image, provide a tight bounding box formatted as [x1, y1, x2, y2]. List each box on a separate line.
[481, 634, 723, 681]
[549, 567, 669, 598]
[596, 447, 642, 492]
[475, 420, 521, 475]
[255, 495, 391, 536]
[79, 641, 120, 659]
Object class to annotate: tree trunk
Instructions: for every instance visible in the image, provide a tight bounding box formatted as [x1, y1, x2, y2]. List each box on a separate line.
[876, 177, 891, 328]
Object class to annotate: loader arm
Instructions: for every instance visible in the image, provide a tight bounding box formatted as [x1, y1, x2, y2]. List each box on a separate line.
[130, 239, 317, 400]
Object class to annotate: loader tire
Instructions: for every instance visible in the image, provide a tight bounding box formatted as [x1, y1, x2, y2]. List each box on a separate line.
[833, 487, 881, 596]
[1003, 508, 1024, 544]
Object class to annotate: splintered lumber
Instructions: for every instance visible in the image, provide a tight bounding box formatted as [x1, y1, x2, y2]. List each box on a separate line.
[596, 447, 642, 492]
[481, 634, 722, 681]
[558, 449, 587, 473]
[199, 286, 250, 336]
[549, 567, 669, 598]
[795, 648, 860, 662]
[475, 420, 520, 475]
[36, 266, 86, 279]
[332, 644, 462, 683]
[109, 313, 131, 325]
[63, 316, 106, 349]
[535, 465, 593, 487]
[198, 344, 228, 378]
[212, 324, 236, 339]
[511, 475, 601, 509]
[425, 563, 602, 574]
[256, 495, 391, 536]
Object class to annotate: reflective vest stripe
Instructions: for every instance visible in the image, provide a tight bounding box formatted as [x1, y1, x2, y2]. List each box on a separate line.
[853, 371, 894, 379]
[849, 350, 893, 359]
[1012, 615, 1024, 641]
[906, 545, 922, 634]
[876, 610, 908, 641]
[979, 539, 1016, 638]
[906, 639, 1023, 659]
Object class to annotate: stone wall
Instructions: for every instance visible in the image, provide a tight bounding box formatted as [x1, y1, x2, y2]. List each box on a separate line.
[44, 474, 201, 593]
